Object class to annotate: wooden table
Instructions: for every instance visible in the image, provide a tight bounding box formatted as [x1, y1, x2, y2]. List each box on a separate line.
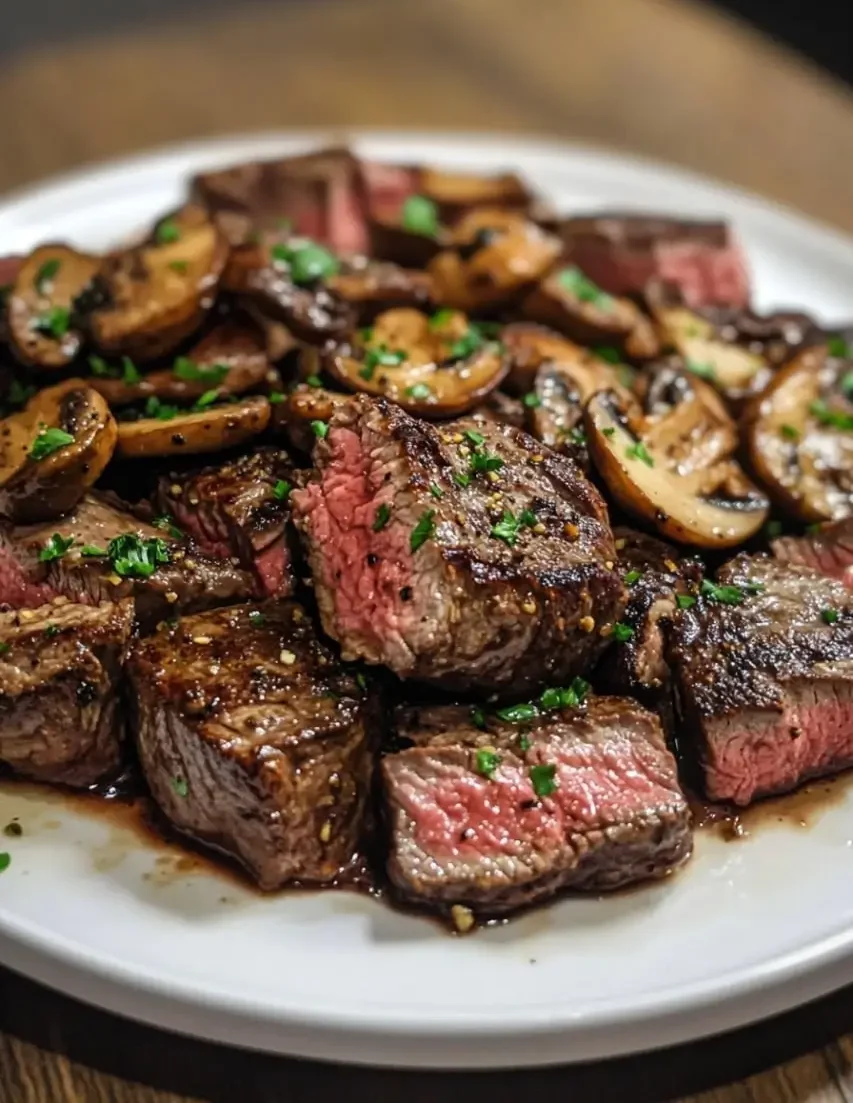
[2, 0, 853, 1099]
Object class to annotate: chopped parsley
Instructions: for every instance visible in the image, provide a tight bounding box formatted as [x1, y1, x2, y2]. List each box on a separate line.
[765, 520, 784, 539]
[81, 544, 106, 557]
[173, 357, 229, 386]
[0, 853, 10, 874]
[828, 335, 852, 359]
[429, 483, 444, 499]
[593, 346, 621, 364]
[448, 324, 491, 361]
[311, 420, 329, 439]
[470, 705, 487, 730]
[676, 594, 697, 610]
[523, 392, 541, 409]
[518, 733, 531, 752]
[625, 440, 654, 467]
[373, 503, 392, 532]
[464, 429, 485, 447]
[474, 748, 501, 780]
[405, 382, 432, 401]
[567, 427, 587, 447]
[557, 266, 612, 310]
[107, 534, 171, 579]
[305, 374, 323, 388]
[685, 360, 716, 380]
[624, 569, 643, 586]
[155, 218, 181, 245]
[171, 776, 189, 798]
[539, 677, 590, 711]
[355, 672, 368, 691]
[469, 449, 504, 475]
[602, 427, 616, 438]
[271, 239, 339, 284]
[168, 259, 188, 274]
[248, 610, 266, 627]
[821, 608, 839, 625]
[30, 426, 74, 460]
[360, 344, 406, 380]
[272, 479, 291, 501]
[490, 509, 535, 547]
[32, 305, 71, 340]
[0, 643, 10, 656]
[700, 579, 749, 605]
[38, 533, 75, 563]
[611, 622, 634, 642]
[496, 703, 539, 724]
[410, 509, 436, 552]
[143, 396, 180, 421]
[428, 308, 456, 331]
[780, 424, 800, 441]
[529, 763, 558, 798]
[401, 194, 440, 237]
[152, 515, 183, 539]
[34, 257, 61, 295]
[192, 389, 221, 411]
[810, 399, 853, 431]
[453, 472, 471, 488]
[44, 624, 60, 638]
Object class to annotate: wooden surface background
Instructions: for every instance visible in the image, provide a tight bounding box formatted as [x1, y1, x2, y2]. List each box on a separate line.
[3, 0, 853, 1099]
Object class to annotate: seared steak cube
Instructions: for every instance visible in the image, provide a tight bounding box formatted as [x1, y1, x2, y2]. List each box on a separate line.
[291, 395, 624, 696]
[561, 213, 750, 309]
[671, 554, 853, 805]
[772, 519, 853, 589]
[157, 448, 295, 597]
[127, 601, 377, 889]
[382, 698, 691, 915]
[0, 598, 133, 786]
[0, 494, 257, 631]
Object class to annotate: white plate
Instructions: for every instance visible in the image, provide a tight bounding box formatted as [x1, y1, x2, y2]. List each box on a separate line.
[2, 131, 853, 1071]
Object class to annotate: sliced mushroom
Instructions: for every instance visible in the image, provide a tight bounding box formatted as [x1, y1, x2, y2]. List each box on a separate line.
[742, 345, 853, 521]
[427, 209, 561, 312]
[89, 317, 270, 407]
[418, 167, 533, 221]
[272, 383, 351, 454]
[585, 386, 768, 548]
[321, 307, 508, 418]
[0, 379, 117, 523]
[501, 323, 632, 396]
[115, 395, 270, 459]
[84, 205, 228, 360]
[648, 291, 771, 406]
[7, 245, 100, 369]
[222, 231, 353, 343]
[326, 257, 434, 321]
[522, 266, 660, 360]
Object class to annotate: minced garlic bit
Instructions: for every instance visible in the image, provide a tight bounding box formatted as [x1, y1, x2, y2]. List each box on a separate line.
[292, 607, 304, 623]
[452, 432, 464, 443]
[531, 454, 544, 464]
[106, 573, 122, 586]
[522, 600, 537, 615]
[533, 522, 546, 535]
[319, 821, 332, 843]
[165, 591, 178, 604]
[604, 560, 614, 571]
[18, 609, 34, 621]
[486, 471, 500, 484]
[614, 538, 626, 551]
[279, 649, 297, 665]
[192, 635, 212, 645]
[579, 615, 595, 633]
[169, 484, 182, 497]
[451, 904, 475, 934]
[664, 559, 679, 573]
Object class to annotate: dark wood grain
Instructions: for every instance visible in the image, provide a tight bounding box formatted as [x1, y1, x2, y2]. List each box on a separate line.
[3, 0, 853, 1100]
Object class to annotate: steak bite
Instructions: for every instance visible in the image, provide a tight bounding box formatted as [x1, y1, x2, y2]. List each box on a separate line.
[291, 395, 625, 696]
[0, 598, 133, 786]
[671, 555, 853, 805]
[382, 698, 692, 916]
[127, 601, 377, 890]
[772, 519, 853, 588]
[157, 448, 296, 597]
[0, 494, 257, 630]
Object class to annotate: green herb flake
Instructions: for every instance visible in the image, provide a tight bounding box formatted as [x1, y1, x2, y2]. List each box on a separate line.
[523, 392, 541, 409]
[625, 440, 654, 467]
[410, 509, 436, 552]
[168, 259, 189, 274]
[172, 776, 189, 798]
[305, 374, 323, 388]
[765, 520, 784, 539]
[822, 607, 839, 625]
[44, 624, 60, 638]
[568, 427, 587, 447]
[0, 643, 10, 657]
[780, 423, 800, 441]
[173, 357, 229, 385]
[453, 472, 471, 488]
[841, 371, 853, 398]
[464, 429, 486, 448]
[469, 450, 504, 475]
[144, 396, 180, 421]
[272, 479, 291, 502]
[593, 346, 621, 364]
[676, 594, 697, 610]
[192, 389, 221, 411]
[685, 360, 716, 381]
[518, 734, 531, 752]
[700, 579, 746, 605]
[107, 534, 171, 580]
[269, 391, 286, 404]
[602, 427, 616, 438]
[0, 853, 10, 874]
[539, 677, 590, 712]
[491, 511, 522, 546]
[272, 240, 339, 285]
[81, 544, 106, 557]
[119, 357, 140, 384]
[32, 305, 71, 341]
[470, 705, 487, 730]
[354, 672, 368, 692]
[155, 219, 181, 245]
[828, 335, 852, 359]
[405, 382, 432, 401]
[429, 483, 444, 499]
[88, 354, 113, 377]
[448, 325, 488, 361]
[30, 426, 74, 460]
[556, 266, 613, 310]
[810, 399, 853, 432]
[311, 420, 329, 439]
[401, 194, 440, 237]
[624, 569, 642, 586]
[38, 533, 74, 563]
[496, 703, 539, 724]
[373, 503, 392, 532]
[529, 763, 558, 799]
[611, 622, 635, 642]
[428, 308, 456, 331]
[474, 748, 501, 780]
[360, 344, 406, 380]
[248, 610, 266, 627]
[152, 515, 183, 540]
[34, 257, 61, 295]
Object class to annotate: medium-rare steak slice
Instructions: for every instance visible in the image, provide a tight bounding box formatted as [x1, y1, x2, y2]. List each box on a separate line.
[596, 528, 702, 724]
[772, 519, 853, 588]
[157, 448, 295, 597]
[127, 601, 377, 889]
[561, 212, 750, 309]
[0, 494, 257, 631]
[291, 395, 625, 696]
[0, 598, 133, 786]
[383, 697, 691, 916]
[671, 554, 853, 805]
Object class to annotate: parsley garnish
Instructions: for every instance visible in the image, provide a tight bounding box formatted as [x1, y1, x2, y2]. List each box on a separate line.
[496, 703, 539, 723]
[612, 622, 634, 642]
[144, 396, 180, 421]
[490, 509, 536, 546]
[401, 194, 440, 237]
[429, 308, 456, 330]
[464, 429, 485, 447]
[602, 427, 616, 438]
[38, 533, 74, 563]
[360, 344, 406, 380]
[841, 371, 853, 398]
[44, 624, 60, 638]
[821, 608, 839, 625]
[700, 579, 747, 605]
[765, 520, 783, 539]
[557, 266, 612, 309]
[685, 360, 716, 380]
[107, 534, 171, 579]
[429, 483, 444, 499]
[810, 400, 853, 432]
[173, 357, 229, 386]
[405, 382, 432, 401]
[30, 427, 74, 460]
[518, 734, 531, 752]
[624, 569, 642, 586]
[469, 450, 504, 475]
[373, 503, 392, 532]
[593, 346, 621, 364]
[474, 748, 501, 780]
[155, 218, 181, 245]
[523, 392, 541, 409]
[0, 643, 10, 656]
[567, 427, 587, 447]
[271, 239, 339, 284]
[34, 257, 61, 295]
[539, 677, 590, 711]
[529, 763, 558, 798]
[273, 479, 291, 501]
[470, 705, 487, 730]
[152, 516, 183, 539]
[0, 853, 10, 874]
[311, 420, 329, 439]
[453, 472, 471, 488]
[828, 335, 852, 358]
[32, 306, 71, 340]
[192, 389, 221, 411]
[676, 594, 697, 610]
[305, 374, 323, 388]
[410, 509, 436, 552]
[354, 672, 368, 691]
[168, 259, 188, 274]
[448, 325, 490, 361]
[172, 776, 189, 797]
[625, 441, 654, 467]
[81, 544, 106, 557]
[780, 424, 800, 441]
[248, 610, 266, 627]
